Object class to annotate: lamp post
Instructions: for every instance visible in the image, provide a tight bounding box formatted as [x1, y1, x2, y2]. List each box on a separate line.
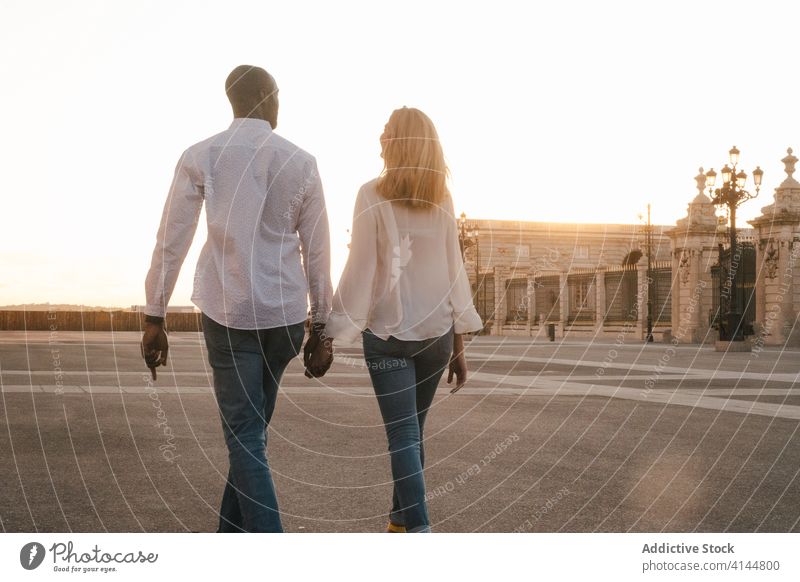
[638, 204, 655, 342]
[704, 146, 763, 341]
[645, 204, 654, 342]
[458, 212, 477, 259]
[458, 212, 481, 318]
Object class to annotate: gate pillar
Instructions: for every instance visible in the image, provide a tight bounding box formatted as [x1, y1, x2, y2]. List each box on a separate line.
[749, 148, 800, 347]
[665, 169, 720, 343]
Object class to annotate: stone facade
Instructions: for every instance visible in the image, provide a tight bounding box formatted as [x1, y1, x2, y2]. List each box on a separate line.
[462, 219, 672, 338]
[464, 148, 800, 347]
[665, 169, 722, 344]
[749, 148, 800, 347]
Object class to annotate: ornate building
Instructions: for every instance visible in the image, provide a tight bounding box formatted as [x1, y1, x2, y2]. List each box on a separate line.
[464, 148, 799, 346]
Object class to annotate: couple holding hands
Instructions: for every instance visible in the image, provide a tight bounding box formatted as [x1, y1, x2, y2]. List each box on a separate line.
[141, 65, 482, 533]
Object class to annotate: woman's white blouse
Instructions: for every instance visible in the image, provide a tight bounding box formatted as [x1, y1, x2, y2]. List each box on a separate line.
[326, 179, 483, 343]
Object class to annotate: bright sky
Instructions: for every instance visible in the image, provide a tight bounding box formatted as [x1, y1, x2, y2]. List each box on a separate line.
[2, 0, 799, 307]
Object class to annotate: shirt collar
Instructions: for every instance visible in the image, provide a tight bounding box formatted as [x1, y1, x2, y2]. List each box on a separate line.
[229, 117, 273, 131]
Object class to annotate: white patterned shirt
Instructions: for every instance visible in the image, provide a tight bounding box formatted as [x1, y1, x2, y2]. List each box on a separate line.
[326, 179, 482, 342]
[144, 118, 331, 330]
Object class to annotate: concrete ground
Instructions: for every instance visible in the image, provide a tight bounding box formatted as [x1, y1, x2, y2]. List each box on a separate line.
[1, 331, 798, 533]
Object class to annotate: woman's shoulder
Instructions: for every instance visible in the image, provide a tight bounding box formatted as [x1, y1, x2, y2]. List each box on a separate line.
[354, 178, 383, 208]
[358, 178, 381, 196]
[432, 192, 455, 220]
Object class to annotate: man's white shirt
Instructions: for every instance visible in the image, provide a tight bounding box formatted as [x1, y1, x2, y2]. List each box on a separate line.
[145, 117, 332, 329]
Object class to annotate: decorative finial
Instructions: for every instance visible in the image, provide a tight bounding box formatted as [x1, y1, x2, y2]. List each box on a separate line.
[694, 167, 707, 195]
[782, 147, 797, 178]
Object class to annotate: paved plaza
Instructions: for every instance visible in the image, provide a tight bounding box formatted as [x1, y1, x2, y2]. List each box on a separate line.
[1, 331, 799, 533]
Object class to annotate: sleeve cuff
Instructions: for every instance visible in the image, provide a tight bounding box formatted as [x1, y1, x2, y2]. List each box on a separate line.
[453, 307, 483, 335]
[309, 310, 330, 326]
[325, 312, 367, 344]
[144, 305, 166, 319]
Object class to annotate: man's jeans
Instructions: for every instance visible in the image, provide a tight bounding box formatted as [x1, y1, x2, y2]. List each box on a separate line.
[202, 313, 305, 532]
[362, 327, 454, 533]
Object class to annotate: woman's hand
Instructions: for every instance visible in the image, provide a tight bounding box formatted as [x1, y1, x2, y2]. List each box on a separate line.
[447, 333, 468, 393]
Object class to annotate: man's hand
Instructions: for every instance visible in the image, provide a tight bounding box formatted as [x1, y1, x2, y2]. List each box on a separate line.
[141, 321, 169, 380]
[304, 327, 333, 378]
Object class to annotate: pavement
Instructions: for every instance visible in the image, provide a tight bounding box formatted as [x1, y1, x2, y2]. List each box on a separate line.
[1, 331, 799, 533]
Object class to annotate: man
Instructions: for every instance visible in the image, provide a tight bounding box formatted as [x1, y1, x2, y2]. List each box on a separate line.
[141, 65, 333, 532]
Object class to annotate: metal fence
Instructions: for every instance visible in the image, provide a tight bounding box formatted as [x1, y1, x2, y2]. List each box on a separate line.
[604, 265, 638, 323]
[651, 263, 672, 325]
[474, 272, 495, 324]
[505, 278, 529, 323]
[568, 272, 595, 323]
[534, 275, 561, 323]
[466, 261, 677, 332]
[710, 243, 756, 336]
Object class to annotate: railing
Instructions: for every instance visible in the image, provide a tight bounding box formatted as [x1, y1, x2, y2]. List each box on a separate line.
[605, 269, 638, 323]
[490, 260, 673, 330]
[651, 265, 672, 324]
[533, 275, 561, 323]
[567, 272, 595, 323]
[0, 311, 203, 332]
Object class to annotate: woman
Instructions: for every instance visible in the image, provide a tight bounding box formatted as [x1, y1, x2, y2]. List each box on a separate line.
[324, 107, 483, 533]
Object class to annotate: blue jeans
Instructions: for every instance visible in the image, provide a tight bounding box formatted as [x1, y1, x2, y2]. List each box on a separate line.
[202, 313, 305, 532]
[362, 328, 454, 533]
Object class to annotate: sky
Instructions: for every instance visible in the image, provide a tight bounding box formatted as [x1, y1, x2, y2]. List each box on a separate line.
[2, 0, 800, 307]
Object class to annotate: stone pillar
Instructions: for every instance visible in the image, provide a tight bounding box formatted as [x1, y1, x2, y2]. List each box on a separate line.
[595, 268, 606, 331]
[698, 243, 718, 341]
[636, 263, 648, 339]
[559, 271, 569, 337]
[493, 267, 506, 336]
[526, 272, 536, 334]
[749, 148, 800, 347]
[665, 168, 719, 344]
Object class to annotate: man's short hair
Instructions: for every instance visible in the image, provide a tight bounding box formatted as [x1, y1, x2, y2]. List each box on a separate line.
[225, 65, 276, 111]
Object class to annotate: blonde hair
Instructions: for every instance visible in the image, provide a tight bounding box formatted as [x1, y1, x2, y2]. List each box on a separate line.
[376, 107, 449, 208]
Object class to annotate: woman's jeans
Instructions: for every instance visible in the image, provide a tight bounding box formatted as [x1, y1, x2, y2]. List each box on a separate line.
[362, 327, 454, 533]
[202, 313, 305, 532]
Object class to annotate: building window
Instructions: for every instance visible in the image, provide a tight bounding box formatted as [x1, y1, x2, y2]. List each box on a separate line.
[574, 245, 589, 259]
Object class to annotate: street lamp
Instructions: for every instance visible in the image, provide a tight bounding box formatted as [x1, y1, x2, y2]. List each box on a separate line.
[457, 212, 482, 320]
[638, 204, 655, 343]
[458, 212, 476, 258]
[704, 146, 763, 341]
[645, 204, 654, 342]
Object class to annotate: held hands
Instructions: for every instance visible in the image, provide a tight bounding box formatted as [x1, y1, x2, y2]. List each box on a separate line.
[141, 321, 169, 380]
[304, 325, 333, 378]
